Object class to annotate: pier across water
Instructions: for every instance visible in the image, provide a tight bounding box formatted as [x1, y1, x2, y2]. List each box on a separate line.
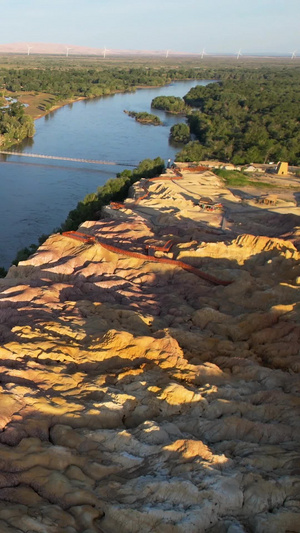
[0, 151, 137, 167]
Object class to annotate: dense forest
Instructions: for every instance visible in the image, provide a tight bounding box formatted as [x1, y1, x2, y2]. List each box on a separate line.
[1, 64, 299, 164]
[0, 101, 34, 147]
[175, 68, 300, 165]
[0, 67, 205, 99]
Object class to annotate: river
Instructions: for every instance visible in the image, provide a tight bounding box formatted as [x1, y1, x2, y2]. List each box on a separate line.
[0, 79, 212, 268]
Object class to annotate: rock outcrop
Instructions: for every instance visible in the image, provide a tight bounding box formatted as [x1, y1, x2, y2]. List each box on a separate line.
[0, 167, 299, 532]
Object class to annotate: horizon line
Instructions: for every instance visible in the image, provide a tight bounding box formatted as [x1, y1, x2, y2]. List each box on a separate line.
[0, 42, 297, 58]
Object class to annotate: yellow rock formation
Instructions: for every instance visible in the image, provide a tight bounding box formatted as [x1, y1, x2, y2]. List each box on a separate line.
[0, 166, 299, 532]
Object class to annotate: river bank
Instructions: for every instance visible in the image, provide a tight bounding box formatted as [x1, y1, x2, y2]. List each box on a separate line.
[0, 79, 211, 269]
[16, 76, 205, 121]
[17, 91, 86, 120]
[16, 83, 177, 121]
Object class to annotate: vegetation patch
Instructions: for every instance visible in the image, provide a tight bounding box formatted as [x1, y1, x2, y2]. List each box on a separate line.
[151, 96, 189, 114]
[17, 92, 68, 118]
[124, 110, 162, 125]
[0, 267, 7, 278]
[0, 101, 34, 148]
[170, 123, 191, 143]
[214, 169, 275, 188]
[60, 157, 165, 232]
[175, 140, 206, 162]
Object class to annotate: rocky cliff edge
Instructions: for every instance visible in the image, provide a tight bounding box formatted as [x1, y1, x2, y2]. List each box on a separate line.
[0, 167, 299, 533]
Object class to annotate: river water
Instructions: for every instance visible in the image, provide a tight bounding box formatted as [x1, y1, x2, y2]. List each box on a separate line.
[0, 79, 212, 268]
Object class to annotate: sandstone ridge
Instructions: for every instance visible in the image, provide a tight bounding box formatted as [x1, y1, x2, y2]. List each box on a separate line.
[0, 166, 299, 532]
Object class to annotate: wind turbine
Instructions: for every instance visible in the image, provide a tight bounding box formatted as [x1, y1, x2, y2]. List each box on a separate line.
[165, 49, 170, 58]
[291, 50, 297, 59]
[102, 46, 109, 58]
[66, 47, 72, 57]
[236, 49, 242, 59]
[27, 45, 33, 56]
[200, 48, 206, 59]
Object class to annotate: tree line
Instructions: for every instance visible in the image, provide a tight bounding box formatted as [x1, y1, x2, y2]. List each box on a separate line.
[0, 67, 211, 100]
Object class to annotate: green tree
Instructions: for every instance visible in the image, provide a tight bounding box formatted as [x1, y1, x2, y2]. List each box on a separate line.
[176, 141, 206, 162]
[151, 96, 189, 114]
[170, 123, 191, 143]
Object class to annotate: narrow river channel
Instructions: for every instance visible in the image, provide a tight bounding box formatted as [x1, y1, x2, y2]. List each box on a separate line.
[0, 79, 212, 268]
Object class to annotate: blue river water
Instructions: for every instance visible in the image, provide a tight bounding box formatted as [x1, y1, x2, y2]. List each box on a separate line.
[0, 79, 212, 268]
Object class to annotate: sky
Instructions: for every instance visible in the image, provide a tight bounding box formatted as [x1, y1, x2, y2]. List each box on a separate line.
[0, 0, 299, 55]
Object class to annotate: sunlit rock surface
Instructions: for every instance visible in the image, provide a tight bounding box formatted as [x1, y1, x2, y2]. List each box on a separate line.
[0, 167, 299, 532]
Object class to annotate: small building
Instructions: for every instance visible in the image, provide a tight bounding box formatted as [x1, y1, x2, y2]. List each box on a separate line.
[276, 161, 288, 176]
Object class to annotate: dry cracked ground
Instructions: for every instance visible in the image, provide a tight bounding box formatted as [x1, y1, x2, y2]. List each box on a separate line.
[0, 166, 299, 533]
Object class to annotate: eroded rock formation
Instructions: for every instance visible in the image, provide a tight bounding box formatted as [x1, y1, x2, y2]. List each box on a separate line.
[0, 167, 299, 532]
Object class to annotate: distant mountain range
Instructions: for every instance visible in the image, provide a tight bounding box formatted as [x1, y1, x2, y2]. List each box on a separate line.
[0, 42, 190, 57]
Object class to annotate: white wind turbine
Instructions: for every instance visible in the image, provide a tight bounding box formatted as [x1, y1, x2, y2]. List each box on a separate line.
[200, 48, 206, 59]
[27, 45, 33, 56]
[165, 49, 170, 58]
[102, 46, 110, 58]
[236, 49, 242, 59]
[291, 50, 297, 59]
[66, 47, 72, 57]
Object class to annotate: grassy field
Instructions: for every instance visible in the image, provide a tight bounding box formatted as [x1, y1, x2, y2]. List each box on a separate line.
[214, 169, 277, 189]
[17, 92, 84, 119]
[0, 53, 299, 70]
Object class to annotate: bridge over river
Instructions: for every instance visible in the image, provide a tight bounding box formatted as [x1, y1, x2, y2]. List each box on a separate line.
[0, 150, 138, 167]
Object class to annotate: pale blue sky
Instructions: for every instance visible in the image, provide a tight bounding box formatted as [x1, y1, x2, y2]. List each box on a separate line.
[1, 0, 299, 55]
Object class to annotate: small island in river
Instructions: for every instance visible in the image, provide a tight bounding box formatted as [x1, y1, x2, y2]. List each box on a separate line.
[124, 110, 162, 125]
[151, 95, 189, 114]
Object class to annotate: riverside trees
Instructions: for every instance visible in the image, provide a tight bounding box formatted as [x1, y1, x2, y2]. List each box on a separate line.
[170, 123, 191, 143]
[151, 96, 189, 114]
[0, 102, 34, 147]
[9, 157, 165, 268]
[0, 66, 208, 143]
[176, 68, 300, 165]
[60, 157, 165, 232]
[0, 67, 208, 101]
[1, 63, 299, 163]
